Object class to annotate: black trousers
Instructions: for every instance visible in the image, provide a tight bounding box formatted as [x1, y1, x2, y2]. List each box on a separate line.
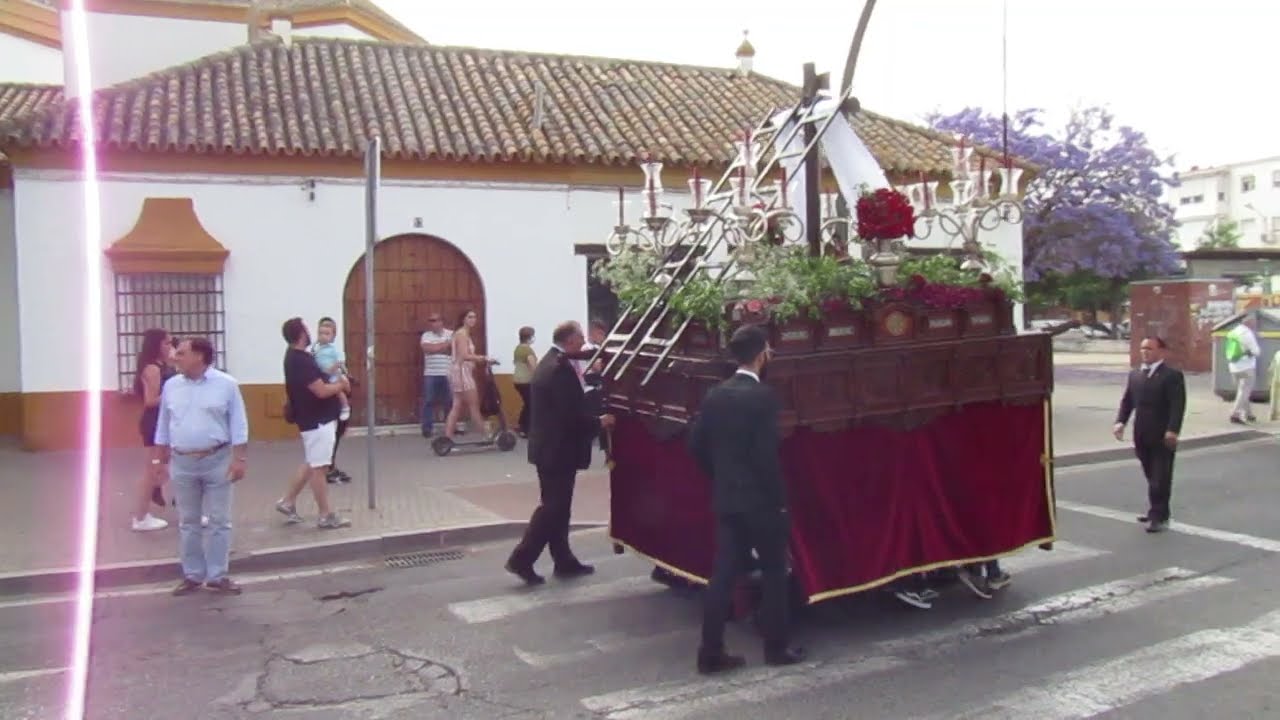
[1135, 441, 1175, 522]
[701, 509, 790, 655]
[514, 383, 531, 434]
[509, 464, 579, 568]
[331, 418, 348, 467]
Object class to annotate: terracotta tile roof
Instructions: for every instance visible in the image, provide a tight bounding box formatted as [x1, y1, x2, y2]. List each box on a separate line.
[0, 38, 1017, 175]
[0, 83, 61, 124]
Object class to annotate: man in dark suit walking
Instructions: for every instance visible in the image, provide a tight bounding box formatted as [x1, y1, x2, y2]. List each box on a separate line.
[1113, 335, 1187, 533]
[506, 321, 615, 585]
[688, 325, 804, 674]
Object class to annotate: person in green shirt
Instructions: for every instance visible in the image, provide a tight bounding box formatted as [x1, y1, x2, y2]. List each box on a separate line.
[513, 326, 538, 436]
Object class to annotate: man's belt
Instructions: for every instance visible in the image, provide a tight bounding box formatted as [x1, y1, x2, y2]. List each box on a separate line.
[172, 442, 229, 459]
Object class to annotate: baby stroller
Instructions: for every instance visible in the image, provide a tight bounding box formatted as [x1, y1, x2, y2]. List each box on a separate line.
[430, 363, 519, 456]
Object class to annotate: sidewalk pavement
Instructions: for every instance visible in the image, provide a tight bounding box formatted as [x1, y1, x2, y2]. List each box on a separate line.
[0, 355, 1272, 593]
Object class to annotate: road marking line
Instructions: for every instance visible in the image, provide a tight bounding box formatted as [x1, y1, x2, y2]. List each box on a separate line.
[0, 667, 68, 684]
[514, 629, 689, 669]
[999, 540, 1107, 574]
[0, 563, 375, 610]
[1057, 500, 1280, 553]
[580, 568, 1232, 720]
[511, 541, 1106, 666]
[449, 575, 657, 624]
[933, 608, 1280, 720]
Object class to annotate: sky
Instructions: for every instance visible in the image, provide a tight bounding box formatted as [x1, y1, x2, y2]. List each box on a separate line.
[377, 0, 1279, 171]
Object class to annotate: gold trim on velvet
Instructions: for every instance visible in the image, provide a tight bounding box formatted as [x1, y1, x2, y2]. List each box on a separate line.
[803, 534, 1058, 604]
[607, 535, 711, 587]
[103, 197, 229, 275]
[1044, 396, 1057, 538]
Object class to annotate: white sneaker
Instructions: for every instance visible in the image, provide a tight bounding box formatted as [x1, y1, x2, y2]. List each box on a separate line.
[131, 514, 168, 532]
[339, 406, 351, 421]
[201, 515, 210, 528]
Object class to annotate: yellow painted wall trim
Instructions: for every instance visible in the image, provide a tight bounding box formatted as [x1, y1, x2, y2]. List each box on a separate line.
[5, 378, 525, 451]
[103, 197, 230, 275]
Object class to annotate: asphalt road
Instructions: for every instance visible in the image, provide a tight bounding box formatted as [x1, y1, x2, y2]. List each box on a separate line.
[2, 437, 1279, 720]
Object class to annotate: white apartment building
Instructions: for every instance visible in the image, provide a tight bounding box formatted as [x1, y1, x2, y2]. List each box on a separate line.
[1169, 156, 1280, 250]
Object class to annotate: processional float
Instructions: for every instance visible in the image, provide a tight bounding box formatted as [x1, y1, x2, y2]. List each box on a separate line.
[590, 64, 1055, 604]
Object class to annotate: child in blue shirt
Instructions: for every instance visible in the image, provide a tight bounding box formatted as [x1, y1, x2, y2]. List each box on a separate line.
[312, 317, 351, 422]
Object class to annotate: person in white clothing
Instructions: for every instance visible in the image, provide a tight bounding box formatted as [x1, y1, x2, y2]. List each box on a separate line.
[1226, 317, 1261, 424]
[420, 313, 454, 436]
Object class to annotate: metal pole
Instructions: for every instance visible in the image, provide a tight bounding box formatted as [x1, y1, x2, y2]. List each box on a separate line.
[801, 63, 822, 257]
[364, 136, 380, 510]
[834, 0, 880, 242]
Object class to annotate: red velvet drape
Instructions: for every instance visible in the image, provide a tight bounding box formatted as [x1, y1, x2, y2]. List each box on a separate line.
[608, 400, 1054, 603]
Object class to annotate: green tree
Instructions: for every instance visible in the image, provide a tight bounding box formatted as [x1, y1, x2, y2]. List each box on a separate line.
[1197, 218, 1242, 249]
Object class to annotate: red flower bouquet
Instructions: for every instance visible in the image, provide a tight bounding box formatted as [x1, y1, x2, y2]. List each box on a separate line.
[865, 274, 995, 310]
[855, 188, 916, 241]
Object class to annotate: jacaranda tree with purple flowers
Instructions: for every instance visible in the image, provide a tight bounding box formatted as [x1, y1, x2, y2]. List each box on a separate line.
[928, 106, 1182, 316]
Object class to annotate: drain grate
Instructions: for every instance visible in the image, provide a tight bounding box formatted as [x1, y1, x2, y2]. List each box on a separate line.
[385, 549, 467, 569]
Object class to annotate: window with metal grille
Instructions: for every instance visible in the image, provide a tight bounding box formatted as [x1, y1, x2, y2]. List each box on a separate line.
[114, 273, 227, 393]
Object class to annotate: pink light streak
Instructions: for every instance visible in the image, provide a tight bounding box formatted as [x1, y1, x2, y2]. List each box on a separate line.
[65, 1, 103, 718]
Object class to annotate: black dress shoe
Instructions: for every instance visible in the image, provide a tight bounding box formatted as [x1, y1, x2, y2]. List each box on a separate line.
[764, 646, 807, 666]
[1136, 514, 1149, 523]
[696, 650, 746, 675]
[1145, 520, 1168, 534]
[553, 563, 595, 579]
[504, 560, 545, 585]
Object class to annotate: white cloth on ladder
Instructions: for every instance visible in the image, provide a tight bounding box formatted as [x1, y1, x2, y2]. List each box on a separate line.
[767, 99, 890, 218]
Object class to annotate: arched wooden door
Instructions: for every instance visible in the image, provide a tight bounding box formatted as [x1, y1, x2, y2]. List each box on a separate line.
[343, 235, 486, 426]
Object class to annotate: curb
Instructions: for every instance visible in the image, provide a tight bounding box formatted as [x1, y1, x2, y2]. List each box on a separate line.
[0, 520, 606, 597]
[1055, 429, 1271, 469]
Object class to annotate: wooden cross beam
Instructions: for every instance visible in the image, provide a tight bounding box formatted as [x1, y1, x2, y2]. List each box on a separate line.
[801, 63, 828, 257]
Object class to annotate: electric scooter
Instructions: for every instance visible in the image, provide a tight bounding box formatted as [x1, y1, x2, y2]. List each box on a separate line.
[430, 362, 519, 456]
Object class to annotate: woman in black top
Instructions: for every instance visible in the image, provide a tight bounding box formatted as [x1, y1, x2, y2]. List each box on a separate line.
[132, 328, 175, 532]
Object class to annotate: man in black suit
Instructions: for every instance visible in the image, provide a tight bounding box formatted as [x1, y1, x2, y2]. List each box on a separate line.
[506, 321, 615, 585]
[1113, 335, 1187, 533]
[687, 324, 804, 674]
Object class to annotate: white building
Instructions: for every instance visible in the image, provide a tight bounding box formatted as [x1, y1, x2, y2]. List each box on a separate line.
[0, 0, 1025, 451]
[1169, 156, 1280, 250]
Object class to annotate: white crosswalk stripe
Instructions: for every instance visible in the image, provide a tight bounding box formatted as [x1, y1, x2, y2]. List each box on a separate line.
[507, 540, 1106, 668]
[929, 608, 1280, 720]
[1057, 501, 1280, 553]
[448, 575, 656, 624]
[579, 567, 1232, 720]
[456, 541, 1104, 630]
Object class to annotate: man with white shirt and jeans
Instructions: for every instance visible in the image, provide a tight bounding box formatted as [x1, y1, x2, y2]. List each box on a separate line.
[153, 337, 250, 596]
[420, 313, 453, 437]
[1227, 317, 1262, 424]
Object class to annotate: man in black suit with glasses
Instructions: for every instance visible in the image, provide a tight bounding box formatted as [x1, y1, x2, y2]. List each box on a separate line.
[1114, 335, 1187, 533]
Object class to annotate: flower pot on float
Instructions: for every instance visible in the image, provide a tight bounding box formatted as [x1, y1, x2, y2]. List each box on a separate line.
[677, 319, 723, 357]
[769, 315, 819, 354]
[959, 299, 998, 338]
[815, 300, 869, 351]
[918, 306, 962, 341]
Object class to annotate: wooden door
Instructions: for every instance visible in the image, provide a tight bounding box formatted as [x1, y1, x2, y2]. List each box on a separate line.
[343, 235, 486, 426]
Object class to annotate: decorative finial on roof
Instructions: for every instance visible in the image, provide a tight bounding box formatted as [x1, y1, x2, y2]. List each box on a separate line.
[735, 30, 755, 76]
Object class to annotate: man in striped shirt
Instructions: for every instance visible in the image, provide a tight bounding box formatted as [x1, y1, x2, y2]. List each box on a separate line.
[420, 314, 453, 437]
